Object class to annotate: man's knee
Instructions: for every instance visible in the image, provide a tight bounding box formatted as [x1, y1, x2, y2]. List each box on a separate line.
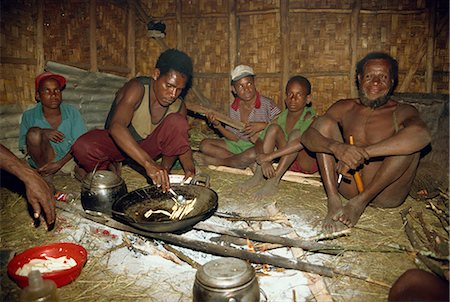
[164, 113, 189, 134]
[388, 269, 449, 302]
[288, 129, 302, 141]
[26, 127, 44, 145]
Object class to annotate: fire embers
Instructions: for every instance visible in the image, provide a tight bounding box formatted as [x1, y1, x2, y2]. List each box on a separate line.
[246, 238, 285, 275]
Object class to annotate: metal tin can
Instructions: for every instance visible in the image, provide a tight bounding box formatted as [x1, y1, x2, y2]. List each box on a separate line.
[193, 257, 260, 302]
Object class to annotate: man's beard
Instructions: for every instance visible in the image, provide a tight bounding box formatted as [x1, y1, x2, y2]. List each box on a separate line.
[358, 88, 392, 109]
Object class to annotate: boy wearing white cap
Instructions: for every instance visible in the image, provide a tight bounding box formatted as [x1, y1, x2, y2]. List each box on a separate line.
[198, 65, 280, 164]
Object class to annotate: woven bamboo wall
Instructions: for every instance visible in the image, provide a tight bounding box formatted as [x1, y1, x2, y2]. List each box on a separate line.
[0, 0, 448, 116]
[0, 1, 37, 107]
[43, 1, 90, 65]
[97, 2, 128, 69]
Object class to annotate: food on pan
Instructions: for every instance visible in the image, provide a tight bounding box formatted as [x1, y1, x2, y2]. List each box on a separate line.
[16, 256, 77, 276]
[144, 198, 197, 220]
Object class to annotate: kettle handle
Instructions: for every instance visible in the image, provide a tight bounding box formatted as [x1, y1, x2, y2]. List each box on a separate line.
[88, 161, 101, 190]
[191, 173, 210, 188]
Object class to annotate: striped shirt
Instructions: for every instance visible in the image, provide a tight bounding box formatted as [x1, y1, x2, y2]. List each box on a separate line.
[225, 92, 281, 140]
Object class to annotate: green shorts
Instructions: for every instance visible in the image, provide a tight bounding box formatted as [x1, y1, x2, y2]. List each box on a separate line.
[224, 139, 254, 154]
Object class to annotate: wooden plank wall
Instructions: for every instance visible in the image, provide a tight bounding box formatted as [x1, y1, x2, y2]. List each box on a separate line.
[0, 0, 448, 114]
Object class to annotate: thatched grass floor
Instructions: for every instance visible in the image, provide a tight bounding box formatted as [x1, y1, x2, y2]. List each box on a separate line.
[1, 163, 448, 301]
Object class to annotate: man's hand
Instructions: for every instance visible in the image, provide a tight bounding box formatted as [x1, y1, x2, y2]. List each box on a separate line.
[205, 112, 221, 128]
[43, 129, 65, 143]
[241, 122, 265, 138]
[330, 142, 369, 170]
[145, 163, 170, 192]
[256, 153, 271, 165]
[23, 172, 56, 226]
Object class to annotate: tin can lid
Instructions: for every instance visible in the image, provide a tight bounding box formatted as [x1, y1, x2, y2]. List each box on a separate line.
[195, 258, 255, 289]
[82, 170, 124, 189]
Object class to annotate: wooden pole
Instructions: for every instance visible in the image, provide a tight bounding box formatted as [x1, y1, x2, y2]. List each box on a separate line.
[176, 0, 182, 48]
[229, 0, 237, 67]
[194, 222, 344, 255]
[398, 16, 447, 92]
[185, 102, 245, 130]
[127, 0, 136, 78]
[350, 0, 361, 98]
[89, 0, 98, 72]
[425, 0, 437, 93]
[280, 0, 289, 109]
[36, 0, 44, 73]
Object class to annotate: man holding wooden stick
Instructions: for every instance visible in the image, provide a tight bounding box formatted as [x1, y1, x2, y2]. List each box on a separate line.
[195, 65, 281, 166]
[301, 52, 431, 233]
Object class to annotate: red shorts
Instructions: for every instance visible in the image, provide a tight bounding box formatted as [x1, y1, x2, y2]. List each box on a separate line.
[289, 160, 318, 174]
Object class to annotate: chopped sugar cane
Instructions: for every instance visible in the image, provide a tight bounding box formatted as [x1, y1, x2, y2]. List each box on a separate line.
[16, 256, 77, 276]
[144, 198, 197, 220]
[144, 209, 172, 218]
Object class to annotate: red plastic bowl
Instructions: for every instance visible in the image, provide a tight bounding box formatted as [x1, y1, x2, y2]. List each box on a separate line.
[7, 242, 87, 288]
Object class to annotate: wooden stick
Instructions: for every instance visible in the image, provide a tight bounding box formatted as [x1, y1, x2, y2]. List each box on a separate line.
[163, 244, 202, 270]
[349, 135, 364, 193]
[56, 203, 390, 287]
[194, 221, 344, 255]
[207, 165, 323, 187]
[186, 102, 245, 130]
[400, 207, 447, 279]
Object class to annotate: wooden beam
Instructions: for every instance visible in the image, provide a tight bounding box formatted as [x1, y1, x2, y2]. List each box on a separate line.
[36, 0, 44, 73]
[350, 0, 361, 97]
[289, 8, 425, 15]
[280, 0, 289, 109]
[0, 57, 37, 65]
[229, 0, 237, 72]
[45, 60, 130, 74]
[176, 0, 182, 48]
[425, 0, 437, 93]
[398, 16, 447, 92]
[127, 0, 136, 78]
[89, 0, 98, 72]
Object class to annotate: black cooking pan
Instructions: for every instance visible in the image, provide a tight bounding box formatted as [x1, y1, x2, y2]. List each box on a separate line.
[111, 175, 218, 233]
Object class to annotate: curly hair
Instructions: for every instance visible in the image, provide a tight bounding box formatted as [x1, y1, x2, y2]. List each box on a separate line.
[356, 52, 398, 87]
[286, 75, 311, 95]
[156, 48, 193, 80]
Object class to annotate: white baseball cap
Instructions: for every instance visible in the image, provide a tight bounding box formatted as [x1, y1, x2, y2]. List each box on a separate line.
[231, 65, 255, 82]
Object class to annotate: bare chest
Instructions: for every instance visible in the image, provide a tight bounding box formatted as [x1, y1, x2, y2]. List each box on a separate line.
[341, 107, 397, 146]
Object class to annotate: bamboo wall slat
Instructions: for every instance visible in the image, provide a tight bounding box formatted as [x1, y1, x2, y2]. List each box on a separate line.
[1, 1, 36, 106]
[237, 0, 278, 11]
[97, 1, 128, 71]
[181, 17, 230, 73]
[238, 14, 281, 74]
[43, 0, 90, 65]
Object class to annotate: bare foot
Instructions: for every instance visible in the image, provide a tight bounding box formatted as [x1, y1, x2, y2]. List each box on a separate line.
[192, 152, 216, 166]
[322, 213, 348, 233]
[73, 165, 87, 182]
[253, 178, 279, 200]
[238, 167, 264, 193]
[322, 196, 348, 233]
[333, 198, 366, 227]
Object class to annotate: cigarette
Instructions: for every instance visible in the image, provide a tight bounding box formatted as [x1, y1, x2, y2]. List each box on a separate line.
[337, 174, 343, 184]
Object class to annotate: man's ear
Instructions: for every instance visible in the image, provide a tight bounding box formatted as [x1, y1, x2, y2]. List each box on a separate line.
[152, 68, 160, 80]
[306, 94, 312, 104]
[35, 92, 41, 102]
